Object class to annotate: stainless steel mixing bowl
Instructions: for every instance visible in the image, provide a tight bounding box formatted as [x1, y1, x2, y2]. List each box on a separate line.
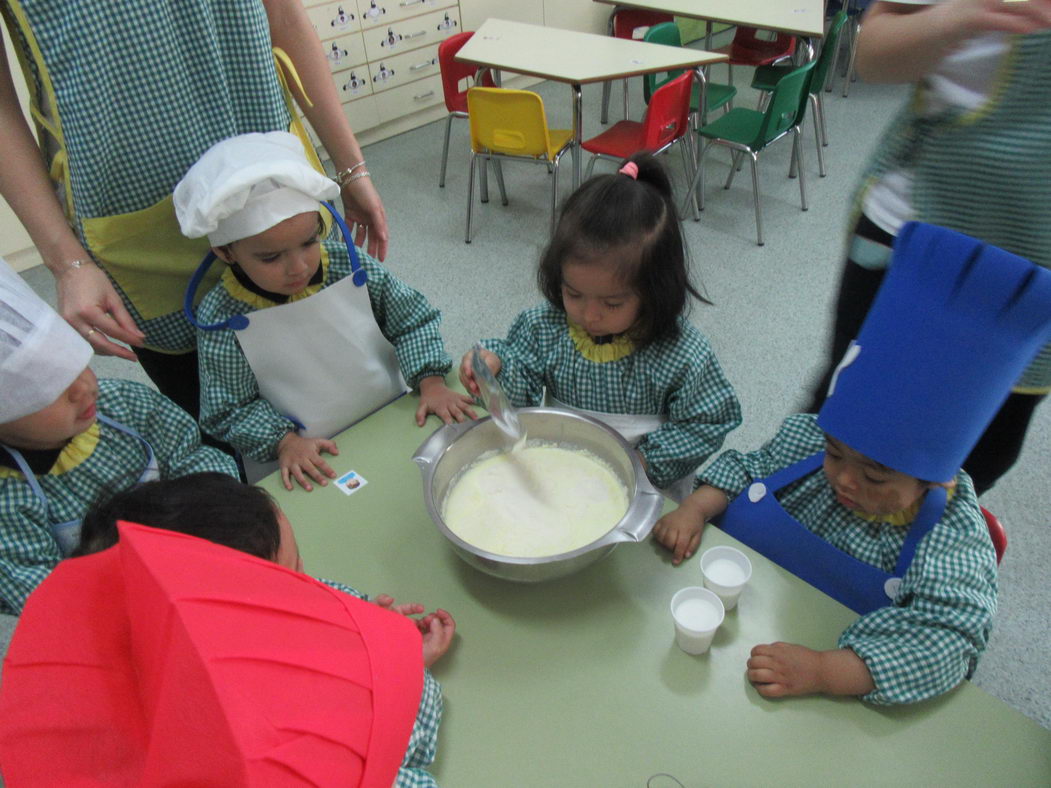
[413, 407, 665, 582]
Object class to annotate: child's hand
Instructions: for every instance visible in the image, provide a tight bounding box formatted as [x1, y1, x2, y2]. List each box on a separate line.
[419, 608, 456, 668]
[652, 506, 704, 565]
[747, 643, 875, 698]
[374, 595, 456, 668]
[276, 432, 339, 492]
[458, 348, 502, 397]
[416, 376, 477, 426]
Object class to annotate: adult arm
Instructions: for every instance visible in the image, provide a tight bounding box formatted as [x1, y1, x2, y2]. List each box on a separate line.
[261, 0, 389, 261]
[855, 0, 1051, 84]
[0, 36, 143, 357]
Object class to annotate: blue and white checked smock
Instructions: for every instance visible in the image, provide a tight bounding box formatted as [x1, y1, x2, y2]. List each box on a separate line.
[699, 414, 998, 705]
[196, 240, 452, 461]
[320, 579, 443, 788]
[481, 303, 741, 489]
[0, 378, 238, 614]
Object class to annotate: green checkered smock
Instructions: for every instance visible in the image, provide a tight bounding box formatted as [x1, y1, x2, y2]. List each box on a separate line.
[1, 0, 291, 351]
[699, 414, 998, 706]
[196, 241, 452, 461]
[320, 579, 443, 787]
[481, 304, 742, 489]
[0, 379, 238, 614]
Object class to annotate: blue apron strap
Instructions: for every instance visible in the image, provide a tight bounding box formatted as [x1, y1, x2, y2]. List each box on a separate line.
[762, 451, 825, 492]
[97, 414, 158, 480]
[182, 252, 250, 331]
[1, 445, 48, 507]
[893, 483, 947, 577]
[321, 201, 368, 287]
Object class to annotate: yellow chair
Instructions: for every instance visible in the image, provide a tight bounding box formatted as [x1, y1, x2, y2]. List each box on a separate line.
[465, 87, 573, 243]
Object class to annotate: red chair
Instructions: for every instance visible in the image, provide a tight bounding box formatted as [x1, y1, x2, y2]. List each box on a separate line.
[980, 507, 1007, 565]
[582, 71, 697, 214]
[716, 27, 796, 90]
[600, 7, 673, 124]
[438, 31, 494, 188]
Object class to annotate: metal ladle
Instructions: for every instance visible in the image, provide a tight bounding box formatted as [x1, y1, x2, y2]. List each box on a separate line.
[471, 344, 523, 442]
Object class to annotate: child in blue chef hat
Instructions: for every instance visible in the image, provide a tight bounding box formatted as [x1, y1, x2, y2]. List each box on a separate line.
[654, 222, 1051, 705]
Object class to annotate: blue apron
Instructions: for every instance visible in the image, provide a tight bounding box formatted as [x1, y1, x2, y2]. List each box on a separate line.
[718, 452, 946, 615]
[2, 414, 160, 557]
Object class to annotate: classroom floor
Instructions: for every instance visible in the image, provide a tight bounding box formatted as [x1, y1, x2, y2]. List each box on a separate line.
[6, 62, 1050, 730]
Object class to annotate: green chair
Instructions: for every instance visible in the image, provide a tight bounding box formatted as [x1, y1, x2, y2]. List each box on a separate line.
[750, 11, 849, 178]
[642, 22, 736, 123]
[682, 59, 816, 246]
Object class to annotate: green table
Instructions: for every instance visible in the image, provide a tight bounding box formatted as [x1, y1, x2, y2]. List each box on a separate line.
[263, 395, 1051, 786]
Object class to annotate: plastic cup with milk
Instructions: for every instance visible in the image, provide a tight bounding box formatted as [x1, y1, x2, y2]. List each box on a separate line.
[670, 586, 725, 654]
[700, 546, 752, 611]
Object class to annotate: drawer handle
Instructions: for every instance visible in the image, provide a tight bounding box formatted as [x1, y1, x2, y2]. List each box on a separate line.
[410, 58, 436, 71]
[406, 29, 427, 39]
[399, 0, 422, 5]
[413, 90, 435, 101]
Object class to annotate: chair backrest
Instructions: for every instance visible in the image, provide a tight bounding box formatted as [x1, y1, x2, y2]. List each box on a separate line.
[641, 70, 694, 151]
[642, 22, 684, 103]
[980, 507, 1007, 565]
[438, 31, 493, 112]
[811, 11, 848, 94]
[753, 59, 815, 148]
[467, 87, 552, 158]
[729, 26, 796, 63]
[610, 8, 673, 39]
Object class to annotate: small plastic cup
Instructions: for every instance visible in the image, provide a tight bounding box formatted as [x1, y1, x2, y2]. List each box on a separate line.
[670, 586, 725, 654]
[700, 546, 752, 611]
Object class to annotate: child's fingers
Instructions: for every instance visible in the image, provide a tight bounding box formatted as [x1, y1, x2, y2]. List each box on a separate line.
[672, 530, 694, 565]
[373, 594, 395, 608]
[291, 465, 315, 492]
[415, 400, 429, 427]
[318, 439, 339, 458]
[281, 466, 294, 491]
[310, 455, 337, 481]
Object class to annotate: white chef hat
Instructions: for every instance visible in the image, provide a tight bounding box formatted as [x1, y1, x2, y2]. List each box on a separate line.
[173, 132, 340, 246]
[0, 260, 93, 424]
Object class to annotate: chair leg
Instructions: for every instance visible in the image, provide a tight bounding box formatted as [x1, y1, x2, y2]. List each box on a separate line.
[493, 158, 508, 206]
[465, 152, 477, 243]
[680, 140, 712, 218]
[479, 156, 489, 203]
[794, 128, 809, 211]
[677, 137, 699, 221]
[585, 155, 597, 179]
[601, 80, 611, 124]
[810, 94, 826, 177]
[550, 158, 560, 235]
[726, 151, 744, 190]
[816, 92, 829, 146]
[843, 21, 861, 97]
[748, 152, 763, 246]
[439, 114, 454, 188]
[622, 78, 629, 120]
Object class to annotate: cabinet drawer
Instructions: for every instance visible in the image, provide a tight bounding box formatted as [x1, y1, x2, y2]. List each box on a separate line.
[306, 2, 361, 39]
[321, 32, 367, 73]
[355, 0, 456, 30]
[333, 64, 373, 99]
[372, 73, 443, 124]
[362, 6, 460, 62]
[367, 43, 439, 94]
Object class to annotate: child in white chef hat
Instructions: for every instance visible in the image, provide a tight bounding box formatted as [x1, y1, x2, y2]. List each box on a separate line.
[0, 260, 238, 614]
[176, 132, 474, 492]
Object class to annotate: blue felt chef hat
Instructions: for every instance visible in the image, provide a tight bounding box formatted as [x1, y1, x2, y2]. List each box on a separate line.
[817, 222, 1051, 482]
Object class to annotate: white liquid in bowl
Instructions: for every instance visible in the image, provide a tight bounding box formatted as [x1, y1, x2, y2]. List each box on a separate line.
[442, 444, 629, 558]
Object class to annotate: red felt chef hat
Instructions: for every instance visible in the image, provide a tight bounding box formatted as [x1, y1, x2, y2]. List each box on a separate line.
[0, 523, 423, 787]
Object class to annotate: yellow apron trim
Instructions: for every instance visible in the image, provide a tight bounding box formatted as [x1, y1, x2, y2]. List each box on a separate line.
[850, 482, 957, 527]
[221, 246, 330, 310]
[1011, 384, 1051, 396]
[81, 194, 215, 327]
[567, 322, 635, 363]
[0, 422, 100, 480]
[3, 0, 75, 217]
[952, 35, 1020, 127]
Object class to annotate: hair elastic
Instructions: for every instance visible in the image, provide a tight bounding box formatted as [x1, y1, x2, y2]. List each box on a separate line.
[618, 161, 639, 180]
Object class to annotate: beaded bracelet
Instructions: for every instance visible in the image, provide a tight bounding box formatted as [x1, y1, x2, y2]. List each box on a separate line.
[335, 160, 367, 187]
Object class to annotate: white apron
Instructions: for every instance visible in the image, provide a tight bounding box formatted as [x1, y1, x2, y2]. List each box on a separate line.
[546, 393, 693, 502]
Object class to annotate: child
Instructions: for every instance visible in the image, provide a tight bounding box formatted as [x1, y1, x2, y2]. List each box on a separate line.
[654, 222, 1051, 705]
[0, 261, 237, 614]
[73, 472, 453, 787]
[460, 153, 741, 500]
[175, 132, 474, 492]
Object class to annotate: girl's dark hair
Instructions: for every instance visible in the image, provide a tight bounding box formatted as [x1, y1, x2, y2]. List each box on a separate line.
[74, 472, 281, 560]
[537, 152, 707, 346]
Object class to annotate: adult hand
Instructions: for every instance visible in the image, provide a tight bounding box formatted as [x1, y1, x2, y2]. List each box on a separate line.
[55, 262, 145, 360]
[340, 175, 389, 262]
[458, 347, 501, 397]
[277, 432, 339, 491]
[416, 376, 478, 426]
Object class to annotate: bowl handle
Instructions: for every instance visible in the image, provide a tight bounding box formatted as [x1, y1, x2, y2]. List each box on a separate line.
[610, 487, 666, 543]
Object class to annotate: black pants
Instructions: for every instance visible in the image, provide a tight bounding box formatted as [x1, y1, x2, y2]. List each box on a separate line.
[805, 214, 1046, 496]
[136, 346, 242, 470]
